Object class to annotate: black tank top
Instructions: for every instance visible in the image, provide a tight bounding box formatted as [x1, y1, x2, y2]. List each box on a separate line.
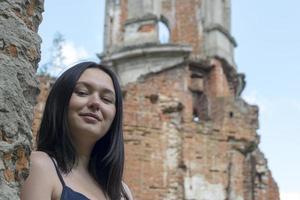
[50, 157, 90, 200]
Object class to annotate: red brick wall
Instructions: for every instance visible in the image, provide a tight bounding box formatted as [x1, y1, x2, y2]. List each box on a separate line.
[172, 0, 202, 55]
[122, 62, 279, 199]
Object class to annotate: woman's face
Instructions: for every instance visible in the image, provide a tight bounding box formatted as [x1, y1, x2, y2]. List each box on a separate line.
[68, 68, 116, 141]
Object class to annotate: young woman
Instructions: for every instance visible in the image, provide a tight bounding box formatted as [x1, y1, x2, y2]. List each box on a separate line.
[21, 62, 133, 200]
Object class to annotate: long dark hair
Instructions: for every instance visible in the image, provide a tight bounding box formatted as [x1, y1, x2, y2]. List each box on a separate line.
[37, 62, 129, 200]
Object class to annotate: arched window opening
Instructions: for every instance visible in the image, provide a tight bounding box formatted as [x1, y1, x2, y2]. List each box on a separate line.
[192, 92, 209, 122]
[158, 21, 170, 44]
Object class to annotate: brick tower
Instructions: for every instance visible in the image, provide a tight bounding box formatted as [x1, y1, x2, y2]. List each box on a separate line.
[100, 0, 279, 199]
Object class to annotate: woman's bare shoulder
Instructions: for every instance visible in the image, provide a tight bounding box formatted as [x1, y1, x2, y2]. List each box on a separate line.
[29, 151, 57, 173]
[30, 151, 53, 165]
[20, 151, 57, 200]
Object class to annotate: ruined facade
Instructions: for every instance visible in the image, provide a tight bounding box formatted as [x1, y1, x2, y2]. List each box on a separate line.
[0, 0, 44, 199]
[99, 0, 280, 199]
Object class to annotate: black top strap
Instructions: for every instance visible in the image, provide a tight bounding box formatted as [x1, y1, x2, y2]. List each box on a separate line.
[49, 157, 66, 187]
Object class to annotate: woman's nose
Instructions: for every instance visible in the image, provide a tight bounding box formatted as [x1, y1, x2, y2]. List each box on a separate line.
[88, 95, 101, 111]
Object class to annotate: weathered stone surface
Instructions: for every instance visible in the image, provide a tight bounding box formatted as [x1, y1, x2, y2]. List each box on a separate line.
[101, 44, 192, 86]
[32, 76, 55, 139]
[0, 0, 44, 199]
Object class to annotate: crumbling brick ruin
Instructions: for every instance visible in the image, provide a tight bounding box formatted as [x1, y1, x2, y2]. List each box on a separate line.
[0, 0, 44, 199]
[99, 0, 280, 199]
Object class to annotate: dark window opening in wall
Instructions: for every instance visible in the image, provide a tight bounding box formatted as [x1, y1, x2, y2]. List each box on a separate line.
[192, 92, 209, 122]
[193, 109, 200, 122]
[229, 111, 234, 118]
[158, 21, 170, 44]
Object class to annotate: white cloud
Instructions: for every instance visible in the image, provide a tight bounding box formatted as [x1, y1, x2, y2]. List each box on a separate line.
[242, 90, 268, 114]
[61, 41, 89, 66]
[48, 40, 90, 77]
[281, 192, 300, 200]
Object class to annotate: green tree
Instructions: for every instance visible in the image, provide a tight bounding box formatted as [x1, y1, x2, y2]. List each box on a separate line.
[37, 32, 66, 76]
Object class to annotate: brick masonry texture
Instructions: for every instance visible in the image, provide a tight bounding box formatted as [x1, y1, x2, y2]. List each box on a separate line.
[100, 0, 280, 199]
[0, 0, 44, 199]
[121, 63, 279, 200]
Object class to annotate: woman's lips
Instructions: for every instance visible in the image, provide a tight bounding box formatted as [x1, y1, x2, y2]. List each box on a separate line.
[79, 113, 101, 122]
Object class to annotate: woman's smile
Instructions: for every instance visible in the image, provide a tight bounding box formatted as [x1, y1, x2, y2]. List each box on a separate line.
[79, 112, 101, 123]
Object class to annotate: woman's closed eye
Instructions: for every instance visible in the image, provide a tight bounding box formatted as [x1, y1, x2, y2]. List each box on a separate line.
[102, 96, 115, 104]
[75, 90, 89, 96]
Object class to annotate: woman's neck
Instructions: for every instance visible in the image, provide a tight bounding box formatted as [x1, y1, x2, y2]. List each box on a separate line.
[76, 154, 91, 170]
[73, 138, 96, 170]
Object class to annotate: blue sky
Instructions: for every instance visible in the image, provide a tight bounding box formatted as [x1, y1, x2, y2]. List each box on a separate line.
[38, 1, 300, 199]
[232, 1, 300, 199]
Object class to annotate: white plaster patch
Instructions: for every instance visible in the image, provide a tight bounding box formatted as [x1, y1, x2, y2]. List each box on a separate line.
[184, 175, 226, 200]
[162, 122, 182, 199]
[229, 193, 244, 200]
[184, 174, 244, 200]
[164, 122, 180, 169]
